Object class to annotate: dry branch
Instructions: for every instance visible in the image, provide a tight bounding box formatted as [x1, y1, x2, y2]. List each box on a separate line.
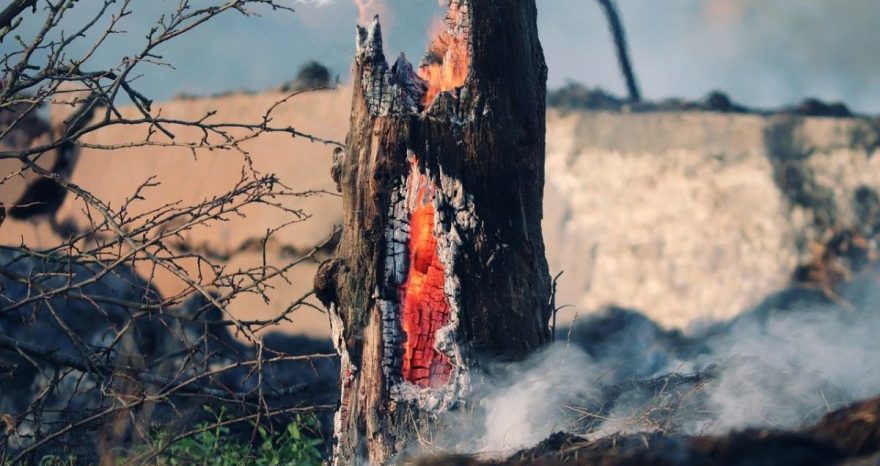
[0, 1, 341, 463]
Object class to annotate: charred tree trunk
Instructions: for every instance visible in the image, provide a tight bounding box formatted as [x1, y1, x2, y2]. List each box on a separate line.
[315, 1, 550, 464]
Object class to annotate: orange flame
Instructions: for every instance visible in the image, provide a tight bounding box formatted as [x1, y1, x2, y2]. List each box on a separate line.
[417, 1, 469, 107]
[399, 157, 452, 388]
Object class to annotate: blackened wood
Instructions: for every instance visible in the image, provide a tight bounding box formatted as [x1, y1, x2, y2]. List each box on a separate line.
[315, 1, 550, 463]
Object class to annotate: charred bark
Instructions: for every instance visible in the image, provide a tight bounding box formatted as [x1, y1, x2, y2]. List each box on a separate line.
[314, 1, 551, 464]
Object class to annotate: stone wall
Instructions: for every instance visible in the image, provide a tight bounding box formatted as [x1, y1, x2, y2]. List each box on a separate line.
[544, 110, 880, 328]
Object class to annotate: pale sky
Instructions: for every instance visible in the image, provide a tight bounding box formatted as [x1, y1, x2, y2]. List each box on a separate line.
[4, 0, 880, 112]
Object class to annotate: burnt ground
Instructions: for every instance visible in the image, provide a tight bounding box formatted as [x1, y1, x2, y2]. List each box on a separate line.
[3, 225, 880, 463]
[0, 248, 338, 462]
[413, 396, 880, 466]
[406, 228, 880, 465]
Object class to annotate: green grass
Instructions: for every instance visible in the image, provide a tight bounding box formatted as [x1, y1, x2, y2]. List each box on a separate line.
[37, 456, 78, 466]
[146, 417, 324, 466]
[30, 407, 325, 466]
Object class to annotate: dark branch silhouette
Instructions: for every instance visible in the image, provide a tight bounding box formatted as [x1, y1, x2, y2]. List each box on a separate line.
[595, 0, 642, 102]
[0, 1, 340, 463]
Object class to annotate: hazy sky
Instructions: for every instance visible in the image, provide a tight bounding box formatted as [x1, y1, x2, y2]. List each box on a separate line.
[5, 0, 880, 112]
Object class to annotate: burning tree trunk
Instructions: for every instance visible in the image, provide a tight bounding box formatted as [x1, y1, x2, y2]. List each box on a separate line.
[315, 1, 550, 463]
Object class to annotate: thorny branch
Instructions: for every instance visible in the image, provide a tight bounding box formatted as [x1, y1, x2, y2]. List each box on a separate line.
[0, 0, 342, 463]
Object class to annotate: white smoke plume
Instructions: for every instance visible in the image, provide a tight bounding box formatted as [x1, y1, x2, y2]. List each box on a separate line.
[478, 345, 599, 452]
[439, 268, 880, 455]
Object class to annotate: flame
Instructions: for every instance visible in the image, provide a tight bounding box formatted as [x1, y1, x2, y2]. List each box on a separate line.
[399, 157, 453, 388]
[353, 0, 383, 24]
[417, 1, 469, 107]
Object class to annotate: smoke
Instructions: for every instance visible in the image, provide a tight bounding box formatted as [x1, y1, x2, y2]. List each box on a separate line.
[351, 0, 385, 24]
[440, 268, 880, 455]
[699, 286, 880, 433]
[477, 346, 600, 453]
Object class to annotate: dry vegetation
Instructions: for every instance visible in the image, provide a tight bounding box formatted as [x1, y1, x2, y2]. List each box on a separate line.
[0, 1, 342, 463]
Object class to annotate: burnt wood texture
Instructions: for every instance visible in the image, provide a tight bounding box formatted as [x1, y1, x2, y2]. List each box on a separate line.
[315, 1, 551, 464]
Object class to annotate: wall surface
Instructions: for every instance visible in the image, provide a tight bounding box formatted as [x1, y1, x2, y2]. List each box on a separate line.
[1, 89, 350, 337]
[545, 110, 880, 328]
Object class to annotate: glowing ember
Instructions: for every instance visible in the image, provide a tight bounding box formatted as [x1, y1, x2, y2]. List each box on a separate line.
[418, 1, 469, 107]
[399, 159, 453, 388]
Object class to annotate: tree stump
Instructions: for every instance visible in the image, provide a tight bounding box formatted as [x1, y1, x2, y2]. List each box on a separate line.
[315, 1, 550, 463]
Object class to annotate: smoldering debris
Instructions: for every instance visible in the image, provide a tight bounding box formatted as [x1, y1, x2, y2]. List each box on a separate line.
[414, 396, 880, 466]
[423, 264, 880, 459]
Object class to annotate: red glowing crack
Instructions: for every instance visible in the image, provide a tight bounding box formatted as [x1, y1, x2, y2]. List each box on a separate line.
[399, 167, 453, 388]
